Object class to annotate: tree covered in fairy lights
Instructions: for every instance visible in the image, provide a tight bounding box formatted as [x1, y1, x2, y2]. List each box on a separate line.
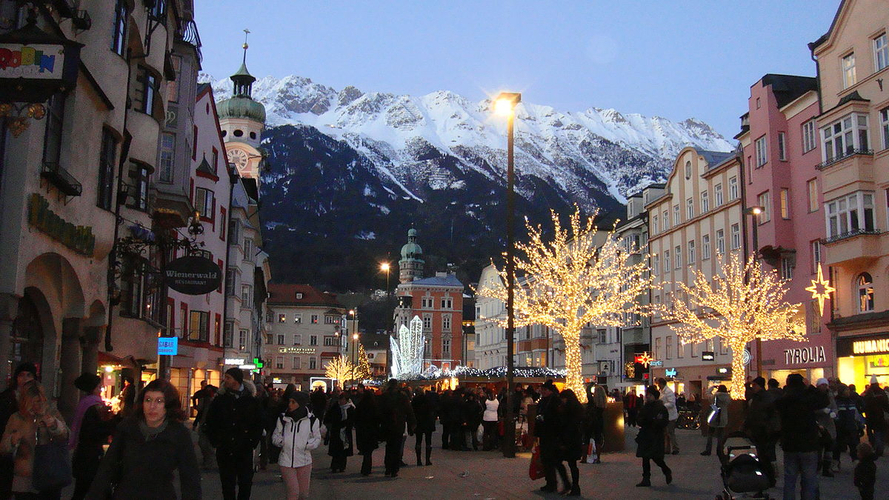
[478, 207, 654, 403]
[356, 343, 372, 380]
[324, 355, 354, 386]
[659, 252, 804, 400]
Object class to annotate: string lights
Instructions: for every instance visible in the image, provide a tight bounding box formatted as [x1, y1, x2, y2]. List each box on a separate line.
[390, 316, 425, 378]
[324, 355, 355, 385]
[478, 207, 654, 403]
[356, 343, 372, 379]
[658, 252, 805, 400]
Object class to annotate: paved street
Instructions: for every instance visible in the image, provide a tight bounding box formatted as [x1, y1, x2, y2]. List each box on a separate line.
[193, 426, 883, 499]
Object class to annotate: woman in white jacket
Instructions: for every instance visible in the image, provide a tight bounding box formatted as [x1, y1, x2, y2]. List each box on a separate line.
[273, 391, 321, 500]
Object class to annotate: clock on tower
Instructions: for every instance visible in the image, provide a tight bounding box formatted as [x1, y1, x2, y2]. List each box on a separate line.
[227, 147, 250, 174]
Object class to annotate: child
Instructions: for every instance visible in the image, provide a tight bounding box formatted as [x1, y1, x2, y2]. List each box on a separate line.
[853, 442, 875, 500]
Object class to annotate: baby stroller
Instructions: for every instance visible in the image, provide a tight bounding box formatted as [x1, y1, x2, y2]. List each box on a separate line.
[716, 433, 771, 499]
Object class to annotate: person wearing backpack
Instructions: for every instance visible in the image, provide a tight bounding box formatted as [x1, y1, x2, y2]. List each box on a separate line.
[272, 391, 321, 500]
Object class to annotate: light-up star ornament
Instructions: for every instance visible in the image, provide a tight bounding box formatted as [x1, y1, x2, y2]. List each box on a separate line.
[806, 264, 835, 316]
[635, 352, 653, 368]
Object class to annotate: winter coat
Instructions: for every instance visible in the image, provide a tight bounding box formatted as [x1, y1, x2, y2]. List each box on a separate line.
[635, 399, 669, 459]
[324, 404, 354, 458]
[744, 388, 778, 442]
[463, 396, 483, 427]
[72, 404, 117, 481]
[483, 398, 500, 422]
[814, 389, 838, 440]
[412, 393, 436, 434]
[354, 392, 381, 453]
[310, 390, 328, 420]
[535, 394, 562, 463]
[710, 392, 731, 429]
[776, 385, 826, 453]
[862, 386, 888, 432]
[205, 383, 263, 455]
[835, 396, 863, 437]
[378, 387, 416, 439]
[272, 411, 321, 468]
[558, 401, 584, 461]
[85, 417, 200, 500]
[0, 409, 68, 494]
[659, 386, 678, 421]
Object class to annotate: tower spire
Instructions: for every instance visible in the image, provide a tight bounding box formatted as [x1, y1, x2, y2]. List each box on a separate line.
[230, 28, 256, 99]
[242, 28, 250, 64]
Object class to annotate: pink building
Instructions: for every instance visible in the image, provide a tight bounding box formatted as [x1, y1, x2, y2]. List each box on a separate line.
[738, 74, 834, 382]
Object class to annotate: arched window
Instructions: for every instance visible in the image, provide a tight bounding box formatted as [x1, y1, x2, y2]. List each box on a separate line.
[858, 273, 874, 312]
[685, 161, 692, 180]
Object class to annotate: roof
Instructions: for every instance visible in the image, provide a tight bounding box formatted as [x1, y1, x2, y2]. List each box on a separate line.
[761, 74, 818, 108]
[694, 149, 735, 169]
[267, 284, 342, 307]
[808, 0, 845, 51]
[406, 274, 464, 288]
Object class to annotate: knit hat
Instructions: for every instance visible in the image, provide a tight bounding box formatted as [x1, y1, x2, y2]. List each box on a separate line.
[74, 372, 102, 393]
[13, 362, 38, 383]
[289, 391, 310, 408]
[871, 375, 879, 385]
[752, 377, 766, 388]
[816, 378, 829, 387]
[225, 367, 244, 385]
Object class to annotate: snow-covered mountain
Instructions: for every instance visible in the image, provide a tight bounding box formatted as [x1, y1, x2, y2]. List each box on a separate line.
[207, 74, 733, 206]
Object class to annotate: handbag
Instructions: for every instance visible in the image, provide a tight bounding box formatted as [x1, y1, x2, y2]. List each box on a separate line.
[707, 404, 721, 426]
[528, 444, 544, 480]
[32, 424, 72, 492]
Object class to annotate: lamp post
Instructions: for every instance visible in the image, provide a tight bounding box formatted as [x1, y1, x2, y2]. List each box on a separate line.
[349, 309, 359, 386]
[494, 91, 521, 458]
[744, 205, 764, 377]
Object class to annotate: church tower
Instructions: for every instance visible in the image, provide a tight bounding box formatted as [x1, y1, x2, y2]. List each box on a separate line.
[398, 228, 424, 283]
[218, 30, 266, 181]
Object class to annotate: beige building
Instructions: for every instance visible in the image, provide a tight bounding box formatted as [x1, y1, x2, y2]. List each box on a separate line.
[647, 148, 743, 400]
[810, 0, 889, 387]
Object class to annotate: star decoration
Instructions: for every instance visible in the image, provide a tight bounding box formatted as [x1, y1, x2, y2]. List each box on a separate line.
[635, 351, 653, 368]
[806, 264, 835, 316]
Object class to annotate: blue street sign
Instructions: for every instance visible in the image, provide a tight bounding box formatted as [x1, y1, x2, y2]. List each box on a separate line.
[158, 337, 178, 356]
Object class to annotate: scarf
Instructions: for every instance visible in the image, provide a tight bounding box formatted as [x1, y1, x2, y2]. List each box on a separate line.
[339, 400, 355, 420]
[69, 394, 104, 450]
[139, 418, 169, 440]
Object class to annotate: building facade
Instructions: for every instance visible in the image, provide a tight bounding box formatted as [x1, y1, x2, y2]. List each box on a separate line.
[647, 148, 742, 400]
[810, 0, 889, 388]
[263, 284, 344, 390]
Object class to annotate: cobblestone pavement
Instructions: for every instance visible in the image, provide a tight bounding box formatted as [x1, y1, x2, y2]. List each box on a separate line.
[192, 426, 883, 499]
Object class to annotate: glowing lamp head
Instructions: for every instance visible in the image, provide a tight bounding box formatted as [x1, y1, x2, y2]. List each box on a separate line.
[352, 333, 359, 340]
[493, 92, 522, 116]
[381, 263, 390, 272]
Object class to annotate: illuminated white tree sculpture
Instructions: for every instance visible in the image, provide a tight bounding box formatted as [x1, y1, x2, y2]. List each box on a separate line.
[390, 315, 425, 378]
[477, 207, 654, 403]
[660, 252, 804, 399]
[324, 356, 354, 386]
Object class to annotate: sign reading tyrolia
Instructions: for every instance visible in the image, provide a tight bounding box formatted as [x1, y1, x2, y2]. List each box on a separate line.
[164, 256, 222, 295]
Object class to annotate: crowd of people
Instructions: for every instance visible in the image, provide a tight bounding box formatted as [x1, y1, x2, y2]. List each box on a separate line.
[1, 360, 887, 500]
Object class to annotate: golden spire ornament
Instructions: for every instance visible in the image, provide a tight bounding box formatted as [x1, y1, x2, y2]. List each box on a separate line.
[805, 263, 835, 316]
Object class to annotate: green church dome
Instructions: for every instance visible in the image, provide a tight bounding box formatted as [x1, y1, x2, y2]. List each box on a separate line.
[400, 229, 423, 260]
[217, 96, 266, 123]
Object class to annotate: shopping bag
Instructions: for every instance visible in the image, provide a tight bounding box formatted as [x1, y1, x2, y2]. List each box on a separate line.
[529, 444, 544, 480]
[584, 440, 598, 464]
[707, 404, 721, 425]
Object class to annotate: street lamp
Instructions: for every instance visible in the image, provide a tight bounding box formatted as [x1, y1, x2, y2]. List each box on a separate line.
[743, 205, 765, 377]
[349, 309, 359, 386]
[494, 91, 521, 458]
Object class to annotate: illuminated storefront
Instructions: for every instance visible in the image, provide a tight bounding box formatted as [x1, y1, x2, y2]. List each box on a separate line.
[837, 335, 889, 389]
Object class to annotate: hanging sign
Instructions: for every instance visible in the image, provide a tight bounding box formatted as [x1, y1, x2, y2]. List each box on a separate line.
[0, 22, 83, 102]
[158, 337, 178, 356]
[665, 368, 678, 378]
[702, 351, 715, 361]
[164, 255, 222, 295]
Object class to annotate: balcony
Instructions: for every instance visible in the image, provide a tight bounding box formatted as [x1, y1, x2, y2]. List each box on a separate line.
[40, 162, 82, 196]
[818, 150, 875, 196]
[174, 19, 203, 63]
[823, 229, 884, 266]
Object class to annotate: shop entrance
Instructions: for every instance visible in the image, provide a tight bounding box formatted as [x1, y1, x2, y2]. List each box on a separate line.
[11, 292, 45, 375]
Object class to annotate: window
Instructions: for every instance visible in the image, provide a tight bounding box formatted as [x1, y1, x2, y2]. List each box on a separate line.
[822, 113, 869, 162]
[310, 314, 318, 324]
[189, 311, 209, 342]
[324, 315, 338, 324]
[309, 335, 317, 346]
[148, 0, 167, 22]
[778, 132, 787, 161]
[716, 229, 725, 255]
[229, 219, 240, 243]
[238, 329, 248, 351]
[278, 314, 286, 323]
[715, 184, 724, 206]
[167, 55, 181, 103]
[240, 284, 252, 304]
[686, 198, 694, 220]
[666, 336, 673, 359]
[701, 191, 709, 213]
[807, 179, 819, 212]
[292, 356, 301, 370]
[195, 188, 215, 219]
[781, 257, 794, 280]
[135, 67, 158, 115]
[802, 119, 817, 153]
[243, 238, 254, 261]
[662, 210, 669, 230]
[293, 334, 301, 345]
[323, 336, 337, 346]
[655, 337, 662, 361]
[811, 240, 822, 273]
[441, 297, 453, 309]
[780, 189, 790, 219]
[225, 268, 236, 296]
[158, 132, 175, 183]
[758, 191, 772, 223]
[755, 135, 768, 166]
[880, 107, 889, 150]
[702, 234, 711, 260]
[826, 192, 875, 239]
[663, 250, 670, 273]
[842, 53, 857, 88]
[293, 314, 302, 324]
[443, 315, 452, 331]
[684, 161, 691, 180]
[421, 297, 433, 308]
[858, 273, 874, 312]
[673, 205, 680, 225]
[808, 301, 822, 334]
[442, 338, 451, 354]
[876, 34, 889, 71]
[97, 129, 117, 210]
[42, 94, 65, 169]
[729, 177, 739, 200]
[674, 245, 682, 269]
[224, 323, 233, 347]
[111, 0, 127, 55]
[423, 314, 432, 330]
[687, 240, 696, 265]
[309, 357, 317, 370]
[652, 215, 659, 234]
[652, 254, 659, 276]
[276, 357, 283, 369]
[276, 334, 284, 345]
[128, 163, 150, 211]
[731, 224, 741, 250]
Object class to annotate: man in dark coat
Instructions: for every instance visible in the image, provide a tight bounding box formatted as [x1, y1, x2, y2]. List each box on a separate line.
[862, 376, 888, 458]
[437, 390, 453, 450]
[448, 388, 467, 450]
[310, 386, 328, 422]
[412, 388, 436, 466]
[205, 368, 263, 500]
[635, 387, 672, 487]
[354, 384, 380, 476]
[534, 381, 566, 493]
[743, 376, 779, 486]
[775, 373, 826, 500]
[378, 379, 416, 477]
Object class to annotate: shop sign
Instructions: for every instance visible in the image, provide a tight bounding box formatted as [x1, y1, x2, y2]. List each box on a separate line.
[702, 351, 715, 361]
[717, 367, 731, 374]
[224, 358, 245, 365]
[158, 337, 178, 356]
[0, 43, 64, 79]
[650, 360, 663, 367]
[783, 346, 826, 365]
[279, 347, 316, 354]
[837, 335, 889, 357]
[0, 22, 83, 102]
[164, 256, 222, 295]
[239, 363, 256, 370]
[27, 193, 95, 256]
[665, 368, 678, 378]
